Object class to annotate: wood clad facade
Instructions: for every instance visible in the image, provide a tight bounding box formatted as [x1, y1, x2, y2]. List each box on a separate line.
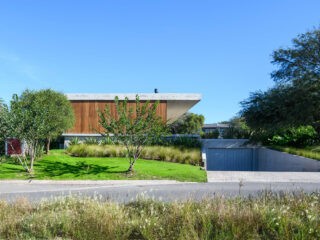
[66, 100, 167, 134]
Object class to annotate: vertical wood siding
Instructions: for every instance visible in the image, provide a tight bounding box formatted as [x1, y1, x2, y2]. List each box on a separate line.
[66, 101, 167, 134]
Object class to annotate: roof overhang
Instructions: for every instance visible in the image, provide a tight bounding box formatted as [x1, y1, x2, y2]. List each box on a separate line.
[66, 93, 201, 124]
[66, 93, 201, 101]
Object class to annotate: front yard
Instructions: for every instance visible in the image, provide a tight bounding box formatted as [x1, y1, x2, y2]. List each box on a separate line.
[0, 150, 207, 182]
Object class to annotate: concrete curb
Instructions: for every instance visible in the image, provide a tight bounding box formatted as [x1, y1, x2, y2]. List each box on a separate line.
[0, 180, 186, 185]
[206, 171, 320, 183]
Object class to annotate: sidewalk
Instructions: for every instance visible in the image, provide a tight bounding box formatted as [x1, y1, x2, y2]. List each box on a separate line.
[207, 171, 320, 183]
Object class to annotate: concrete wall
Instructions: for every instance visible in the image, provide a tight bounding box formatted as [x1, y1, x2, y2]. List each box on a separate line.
[257, 148, 320, 172]
[201, 139, 250, 148]
[202, 139, 320, 172]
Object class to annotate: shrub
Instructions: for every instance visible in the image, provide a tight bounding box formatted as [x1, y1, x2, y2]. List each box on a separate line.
[83, 138, 99, 145]
[201, 130, 220, 139]
[99, 136, 114, 145]
[69, 137, 81, 146]
[152, 136, 202, 148]
[66, 144, 202, 166]
[269, 125, 318, 147]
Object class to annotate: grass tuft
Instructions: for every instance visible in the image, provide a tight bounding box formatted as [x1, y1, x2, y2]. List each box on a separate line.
[0, 193, 319, 239]
[66, 144, 202, 165]
[268, 145, 320, 161]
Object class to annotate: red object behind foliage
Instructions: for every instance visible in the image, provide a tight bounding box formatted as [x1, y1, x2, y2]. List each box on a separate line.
[7, 139, 22, 155]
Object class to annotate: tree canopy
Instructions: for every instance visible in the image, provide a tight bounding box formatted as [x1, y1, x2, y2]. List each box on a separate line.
[33, 89, 75, 153]
[222, 117, 252, 139]
[241, 27, 320, 133]
[0, 101, 9, 141]
[169, 112, 205, 134]
[8, 89, 74, 173]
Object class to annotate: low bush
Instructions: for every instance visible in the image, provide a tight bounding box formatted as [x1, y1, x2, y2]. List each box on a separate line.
[151, 136, 202, 148]
[269, 125, 318, 147]
[67, 144, 201, 165]
[0, 193, 319, 239]
[201, 130, 220, 139]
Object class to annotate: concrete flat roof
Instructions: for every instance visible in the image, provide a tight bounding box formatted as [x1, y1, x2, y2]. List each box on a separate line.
[66, 93, 201, 101]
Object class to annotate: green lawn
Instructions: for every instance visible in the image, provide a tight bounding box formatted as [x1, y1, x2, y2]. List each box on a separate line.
[0, 150, 207, 182]
[268, 145, 320, 161]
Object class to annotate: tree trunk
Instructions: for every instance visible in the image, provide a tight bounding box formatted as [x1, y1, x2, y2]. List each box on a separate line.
[127, 158, 137, 173]
[45, 138, 51, 154]
[30, 156, 34, 174]
[29, 144, 35, 174]
[28, 140, 39, 175]
[128, 163, 134, 173]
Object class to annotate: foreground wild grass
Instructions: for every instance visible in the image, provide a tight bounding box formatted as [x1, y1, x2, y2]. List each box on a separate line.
[0, 150, 206, 182]
[0, 193, 319, 239]
[67, 144, 201, 165]
[269, 145, 320, 161]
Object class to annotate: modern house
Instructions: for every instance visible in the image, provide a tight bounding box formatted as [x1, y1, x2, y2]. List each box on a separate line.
[62, 93, 201, 146]
[3, 92, 201, 153]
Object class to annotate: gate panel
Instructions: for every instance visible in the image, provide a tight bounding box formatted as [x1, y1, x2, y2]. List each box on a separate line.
[206, 148, 253, 171]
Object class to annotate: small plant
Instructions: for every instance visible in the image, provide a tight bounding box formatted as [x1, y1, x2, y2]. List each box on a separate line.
[99, 136, 114, 145]
[83, 137, 99, 145]
[69, 137, 80, 146]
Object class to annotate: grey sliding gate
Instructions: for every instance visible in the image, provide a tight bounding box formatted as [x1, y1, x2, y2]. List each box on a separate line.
[206, 148, 254, 171]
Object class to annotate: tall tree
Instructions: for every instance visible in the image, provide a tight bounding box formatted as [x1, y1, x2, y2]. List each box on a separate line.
[271, 27, 320, 86]
[169, 112, 205, 134]
[34, 89, 74, 153]
[98, 95, 167, 172]
[241, 27, 320, 132]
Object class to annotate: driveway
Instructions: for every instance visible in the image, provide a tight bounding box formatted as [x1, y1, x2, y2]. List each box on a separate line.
[207, 171, 320, 183]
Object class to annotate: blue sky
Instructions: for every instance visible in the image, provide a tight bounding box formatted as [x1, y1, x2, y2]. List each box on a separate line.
[0, 1, 319, 123]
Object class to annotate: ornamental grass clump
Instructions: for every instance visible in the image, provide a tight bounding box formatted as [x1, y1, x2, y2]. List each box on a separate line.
[66, 144, 201, 165]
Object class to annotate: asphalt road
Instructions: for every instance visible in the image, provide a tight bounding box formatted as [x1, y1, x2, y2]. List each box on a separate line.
[1, 181, 320, 203]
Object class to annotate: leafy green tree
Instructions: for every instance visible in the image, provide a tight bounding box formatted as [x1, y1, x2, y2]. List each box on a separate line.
[271, 27, 320, 86]
[201, 129, 220, 139]
[241, 27, 320, 134]
[170, 112, 205, 134]
[0, 100, 8, 139]
[0, 100, 9, 155]
[33, 89, 74, 153]
[0, 96, 30, 170]
[9, 89, 74, 173]
[98, 95, 167, 172]
[269, 125, 317, 147]
[222, 117, 252, 139]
